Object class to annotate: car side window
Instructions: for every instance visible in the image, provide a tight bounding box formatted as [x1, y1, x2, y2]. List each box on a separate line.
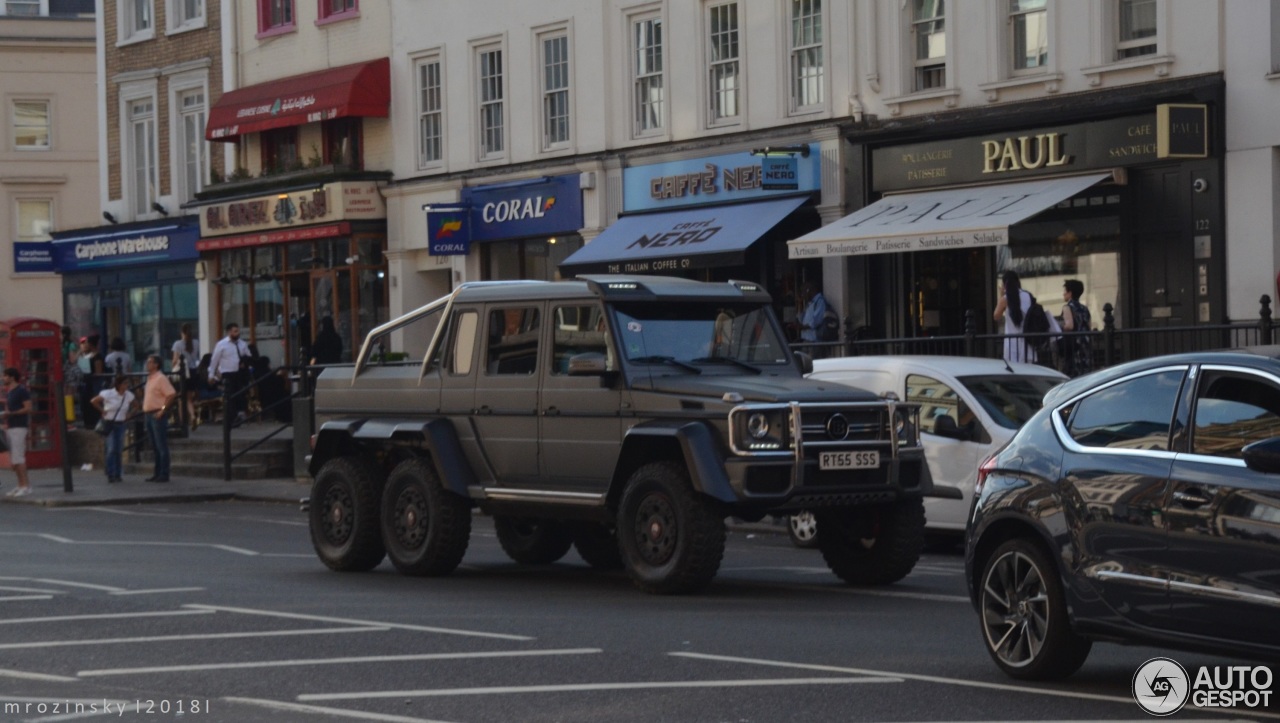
[1067, 370, 1184, 450]
[906, 373, 970, 436]
[1191, 370, 1280, 459]
[448, 311, 478, 376]
[551, 304, 614, 375]
[486, 306, 540, 375]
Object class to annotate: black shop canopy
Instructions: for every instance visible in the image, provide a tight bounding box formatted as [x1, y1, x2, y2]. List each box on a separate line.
[786, 173, 1110, 259]
[560, 196, 808, 276]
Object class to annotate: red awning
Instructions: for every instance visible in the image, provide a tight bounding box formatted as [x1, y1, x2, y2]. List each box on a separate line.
[206, 58, 389, 141]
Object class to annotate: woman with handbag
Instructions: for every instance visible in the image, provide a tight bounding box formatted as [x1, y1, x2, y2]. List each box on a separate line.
[91, 375, 134, 484]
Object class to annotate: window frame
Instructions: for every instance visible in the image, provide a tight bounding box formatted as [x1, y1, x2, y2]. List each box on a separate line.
[118, 0, 154, 44]
[256, 0, 295, 39]
[322, 117, 362, 169]
[906, 373, 962, 436]
[2, 0, 45, 16]
[788, 0, 824, 113]
[175, 86, 208, 204]
[260, 127, 300, 174]
[706, 1, 742, 126]
[316, 0, 357, 26]
[911, 0, 946, 92]
[537, 26, 573, 151]
[1115, 0, 1157, 59]
[123, 94, 159, 219]
[1187, 366, 1280, 461]
[630, 9, 665, 137]
[1056, 367, 1189, 455]
[15, 197, 53, 243]
[474, 40, 506, 161]
[1008, 0, 1048, 75]
[414, 51, 445, 170]
[12, 99, 51, 151]
[166, 0, 205, 34]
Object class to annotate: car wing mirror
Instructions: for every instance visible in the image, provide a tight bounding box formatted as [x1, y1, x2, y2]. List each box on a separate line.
[1242, 436, 1280, 474]
[793, 351, 813, 375]
[567, 352, 608, 376]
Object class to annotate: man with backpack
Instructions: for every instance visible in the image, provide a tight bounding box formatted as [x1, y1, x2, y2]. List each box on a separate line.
[1059, 278, 1093, 377]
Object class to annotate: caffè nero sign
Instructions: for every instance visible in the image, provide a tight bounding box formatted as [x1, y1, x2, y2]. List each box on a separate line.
[873, 106, 1208, 192]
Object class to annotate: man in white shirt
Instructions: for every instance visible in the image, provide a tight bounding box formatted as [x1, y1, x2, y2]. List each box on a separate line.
[208, 322, 251, 422]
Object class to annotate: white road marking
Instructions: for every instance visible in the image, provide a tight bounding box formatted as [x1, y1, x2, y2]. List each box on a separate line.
[108, 587, 205, 596]
[0, 585, 63, 594]
[79, 648, 603, 677]
[0, 595, 54, 602]
[0, 533, 258, 556]
[0, 577, 124, 593]
[225, 697, 458, 723]
[789, 583, 969, 603]
[185, 604, 535, 641]
[670, 652, 1280, 720]
[0, 668, 79, 682]
[0, 609, 213, 626]
[299, 676, 901, 702]
[0, 626, 387, 650]
[258, 553, 316, 558]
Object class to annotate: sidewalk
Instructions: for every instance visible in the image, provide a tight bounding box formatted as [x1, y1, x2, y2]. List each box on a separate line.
[0, 466, 310, 507]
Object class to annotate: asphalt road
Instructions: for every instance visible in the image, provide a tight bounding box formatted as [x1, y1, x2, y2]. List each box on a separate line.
[0, 501, 1269, 723]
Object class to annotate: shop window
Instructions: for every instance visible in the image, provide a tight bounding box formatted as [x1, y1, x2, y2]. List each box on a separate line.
[257, 0, 294, 37]
[540, 32, 571, 149]
[482, 237, 583, 283]
[416, 55, 443, 167]
[486, 307, 540, 376]
[1116, 0, 1156, 59]
[316, 0, 355, 24]
[1009, 0, 1047, 73]
[476, 45, 504, 159]
[323, 117, 362, 169]
[12, 100, 50, 150]
[789, 0, 822, 111]
[261, 127, 299, 173]
[911, 0, 946, 91]
[632, 13, 664, 134]
[707, 2, 740, 124]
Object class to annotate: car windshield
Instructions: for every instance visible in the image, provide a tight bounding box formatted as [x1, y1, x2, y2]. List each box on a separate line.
[958, 374, 1064, 429]
[613, 302, 790, 368]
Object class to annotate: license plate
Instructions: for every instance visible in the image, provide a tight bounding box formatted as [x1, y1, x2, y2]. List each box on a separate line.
[819, 450, 880, 470]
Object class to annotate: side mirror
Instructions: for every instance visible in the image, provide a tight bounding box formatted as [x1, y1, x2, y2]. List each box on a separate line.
[567, 352, 608, 376]
[1242, 436, 1280, 474]
[793, 350, 813, 375]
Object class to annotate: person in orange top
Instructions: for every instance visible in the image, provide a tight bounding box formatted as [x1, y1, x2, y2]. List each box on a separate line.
[142, 354, 177, 483]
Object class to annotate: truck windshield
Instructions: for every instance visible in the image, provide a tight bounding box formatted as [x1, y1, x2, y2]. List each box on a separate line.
[613, 302, 790, 367]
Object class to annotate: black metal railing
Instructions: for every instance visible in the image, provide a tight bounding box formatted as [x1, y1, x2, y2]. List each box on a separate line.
[792, 295, 1277, 374]
[219, 362, 311, 481]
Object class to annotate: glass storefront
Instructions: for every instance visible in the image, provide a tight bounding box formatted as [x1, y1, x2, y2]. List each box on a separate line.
[63, 278, 198, 371]
[483, 235, 583, 282]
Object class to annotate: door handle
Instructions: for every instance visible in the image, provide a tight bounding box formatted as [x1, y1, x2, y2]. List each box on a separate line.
[1173, 489, 1211, 508]
[544, 406, 560, 416]
[476, 405, 492, 415]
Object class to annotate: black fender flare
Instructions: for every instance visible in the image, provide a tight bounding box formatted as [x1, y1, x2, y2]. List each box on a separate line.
[309, 418, 475, 497]
[611, 420, 736, 505]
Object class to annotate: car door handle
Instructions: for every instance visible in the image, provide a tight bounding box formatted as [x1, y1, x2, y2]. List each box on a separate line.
[544, 406, 560, 416]
[1173, 489, 1211, 508]
[476, 405, 492, 415]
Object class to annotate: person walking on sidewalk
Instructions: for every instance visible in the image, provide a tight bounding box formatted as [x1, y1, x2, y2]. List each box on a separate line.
[2, 367, 33, 497]
[92, 376, 134, 484]
[208, 322, 251, 424]
[143, 355, 177, 483]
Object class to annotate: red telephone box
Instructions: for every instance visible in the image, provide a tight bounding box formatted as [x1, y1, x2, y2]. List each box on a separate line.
[0, 318, 63, 469]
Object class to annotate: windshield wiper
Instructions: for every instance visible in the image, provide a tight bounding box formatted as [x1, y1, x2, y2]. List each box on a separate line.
[690, 356, 762, 374]
[629, 355, 702, 374]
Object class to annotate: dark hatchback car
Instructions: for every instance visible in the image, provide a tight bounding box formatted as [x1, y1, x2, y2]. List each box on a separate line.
[966, 351, 1280, 679]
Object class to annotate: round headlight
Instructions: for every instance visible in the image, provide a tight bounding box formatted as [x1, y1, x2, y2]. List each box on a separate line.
[747, 412, 770, 439]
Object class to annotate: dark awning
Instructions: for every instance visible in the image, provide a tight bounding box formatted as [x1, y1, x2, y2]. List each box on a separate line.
[787, 173, 1110, 258]
[559, 196, 808, 276]
[206, 58, 389, 141]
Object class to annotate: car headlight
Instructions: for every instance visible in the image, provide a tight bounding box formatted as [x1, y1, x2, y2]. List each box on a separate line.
[732, 406, 790, 452]
[747, 413, 770, 439]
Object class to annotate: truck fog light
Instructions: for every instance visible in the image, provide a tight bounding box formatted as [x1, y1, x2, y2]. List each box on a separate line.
[748, 413, 770, 439]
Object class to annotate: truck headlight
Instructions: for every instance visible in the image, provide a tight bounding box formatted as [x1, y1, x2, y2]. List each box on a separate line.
[731, 406, 790, 452]
[747, 412, 770, 439]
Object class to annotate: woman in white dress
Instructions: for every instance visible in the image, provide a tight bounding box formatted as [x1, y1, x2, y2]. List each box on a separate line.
[993, 270, 1036, 363]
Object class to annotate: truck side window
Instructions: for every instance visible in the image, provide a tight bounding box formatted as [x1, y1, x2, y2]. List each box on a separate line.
[449, 311, 478, 376]
[486, 307, 540, 375]
[551, 304, 613, 375]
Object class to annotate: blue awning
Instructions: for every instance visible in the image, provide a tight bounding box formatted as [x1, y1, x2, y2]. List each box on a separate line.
[559, 195, 808, 276]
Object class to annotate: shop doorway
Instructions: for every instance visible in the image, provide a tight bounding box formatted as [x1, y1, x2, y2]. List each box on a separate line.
[1131, 166, 1194, 329]
[311, 269, 353, 362]
[902, 249, 991, 337]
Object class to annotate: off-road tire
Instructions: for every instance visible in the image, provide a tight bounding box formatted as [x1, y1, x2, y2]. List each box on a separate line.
[310, 456, 385, 572]
[979, 538, 1092, 680]
[380, 458, 471, 576]
[617, 461, 725, 594]
[572, 523, 624, 570]
[493, 516, 574, 564]
[815, 499, 924, 585]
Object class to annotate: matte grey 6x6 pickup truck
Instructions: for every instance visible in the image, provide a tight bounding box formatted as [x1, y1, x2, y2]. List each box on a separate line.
[307, 275, 930, 594]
